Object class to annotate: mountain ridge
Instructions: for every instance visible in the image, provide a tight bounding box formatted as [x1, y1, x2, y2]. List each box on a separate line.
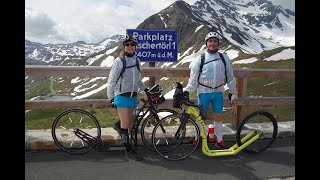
[25, 0, 295, 100]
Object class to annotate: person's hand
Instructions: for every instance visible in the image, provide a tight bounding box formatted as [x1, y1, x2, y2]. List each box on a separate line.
[110, 98, 116, 108]
[228, 93, 235, 102]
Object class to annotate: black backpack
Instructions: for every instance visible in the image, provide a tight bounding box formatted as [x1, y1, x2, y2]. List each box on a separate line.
[197, 52, 227, 89]
[115, 57, 141, 84]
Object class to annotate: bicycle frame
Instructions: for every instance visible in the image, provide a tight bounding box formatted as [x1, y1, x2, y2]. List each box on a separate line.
[131, 92, 170, 147]
[131, 101, 157, 140]
[184, 105, 260, 156]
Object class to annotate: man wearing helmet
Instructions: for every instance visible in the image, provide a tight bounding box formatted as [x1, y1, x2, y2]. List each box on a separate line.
[184, 31, 236, 149]
[107, 34, 147, 160]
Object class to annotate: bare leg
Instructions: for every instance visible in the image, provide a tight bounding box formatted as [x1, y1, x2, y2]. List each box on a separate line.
[117, 107, 143, 160]
[117, 108, 133, 129]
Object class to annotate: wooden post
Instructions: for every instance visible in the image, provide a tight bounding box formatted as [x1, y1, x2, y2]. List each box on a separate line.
[232, 77, 247, 129]
[149, 62, 156, 88]
[148, 62, 156, 124]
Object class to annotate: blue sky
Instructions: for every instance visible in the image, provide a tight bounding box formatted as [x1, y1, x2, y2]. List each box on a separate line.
[25, 0, 198, 44]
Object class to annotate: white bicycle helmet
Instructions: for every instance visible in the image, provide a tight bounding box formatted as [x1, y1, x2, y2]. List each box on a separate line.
[205, 32, 221, 42]
[123, 34, 138, 45]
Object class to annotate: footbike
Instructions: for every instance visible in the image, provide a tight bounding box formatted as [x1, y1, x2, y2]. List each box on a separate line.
[51, 84, 178, 155]
[151, 82, 278, 160]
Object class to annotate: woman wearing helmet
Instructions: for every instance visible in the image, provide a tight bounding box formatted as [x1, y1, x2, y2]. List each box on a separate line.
[184, 31, 237, 149]
[106, 34, 147, 161]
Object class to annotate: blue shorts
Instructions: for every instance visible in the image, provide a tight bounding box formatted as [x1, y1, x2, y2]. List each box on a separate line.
[114, 95, 137, 108]
[198, 92, 223, 114]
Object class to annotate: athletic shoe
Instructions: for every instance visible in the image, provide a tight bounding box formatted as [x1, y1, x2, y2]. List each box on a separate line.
[215, 140, 228, 149]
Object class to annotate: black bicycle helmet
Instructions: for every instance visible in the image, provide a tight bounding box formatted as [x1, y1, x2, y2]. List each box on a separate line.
[123, 34, 138, 45]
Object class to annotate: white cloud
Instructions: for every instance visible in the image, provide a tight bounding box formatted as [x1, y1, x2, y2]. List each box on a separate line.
[25, 0, 198, 44]
[25, 7, 61, 41]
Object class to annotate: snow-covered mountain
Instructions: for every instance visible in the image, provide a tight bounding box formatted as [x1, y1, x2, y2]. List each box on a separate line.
[148, 0, 294, 54]
[25, 35, 124, 66]
[191, 0, 294, 53]
[25, 0, 295, 100]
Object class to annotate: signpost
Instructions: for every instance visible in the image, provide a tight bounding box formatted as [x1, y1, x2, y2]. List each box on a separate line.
[126, 29, 178, 62]
[126, 29, 178, 87]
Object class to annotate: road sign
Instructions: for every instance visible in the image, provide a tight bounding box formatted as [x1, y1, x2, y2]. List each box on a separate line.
[127, 29, 178, 62]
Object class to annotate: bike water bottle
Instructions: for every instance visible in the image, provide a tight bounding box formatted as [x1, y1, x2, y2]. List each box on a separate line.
[208, 124, 215, 143]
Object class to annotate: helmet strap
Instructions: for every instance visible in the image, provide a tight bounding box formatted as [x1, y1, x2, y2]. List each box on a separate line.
[207, 48, 218, 54]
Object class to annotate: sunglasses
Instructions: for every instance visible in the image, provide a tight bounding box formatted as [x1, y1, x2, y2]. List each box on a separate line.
[124, 42, 136, 47]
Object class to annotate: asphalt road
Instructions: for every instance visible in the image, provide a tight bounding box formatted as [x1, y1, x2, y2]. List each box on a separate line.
[25, 137, 295, 180]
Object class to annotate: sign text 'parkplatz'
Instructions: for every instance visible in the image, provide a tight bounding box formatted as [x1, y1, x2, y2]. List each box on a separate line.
[127, 29, 178, 62]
